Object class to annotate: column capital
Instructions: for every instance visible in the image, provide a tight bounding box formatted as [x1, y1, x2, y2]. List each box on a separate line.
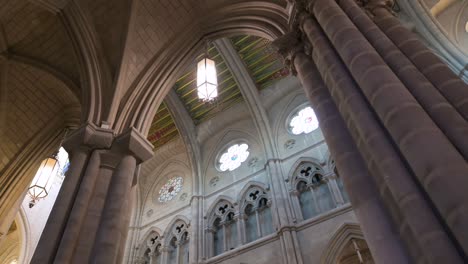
[112, 127, 153, 164]
[62, 122, 113, 153]
[289, 189, 300, 197]
[272, 31, 304, 76]
[205, 227, 216, 234]
[356, 0, 395, 17]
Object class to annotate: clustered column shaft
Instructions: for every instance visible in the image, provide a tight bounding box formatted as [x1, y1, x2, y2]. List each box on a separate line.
[277, 0, 468, 262]
[30, 124, 153, 264]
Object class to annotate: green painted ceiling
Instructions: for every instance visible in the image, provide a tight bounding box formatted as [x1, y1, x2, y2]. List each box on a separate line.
[147, 35, 289, 149]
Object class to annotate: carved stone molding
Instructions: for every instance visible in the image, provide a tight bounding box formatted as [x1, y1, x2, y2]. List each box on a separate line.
[356, 0, 396, 17]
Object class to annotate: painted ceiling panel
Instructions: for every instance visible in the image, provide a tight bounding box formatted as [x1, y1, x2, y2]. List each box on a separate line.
[147, 102, 179, 149]
[230, 35, 289, 90]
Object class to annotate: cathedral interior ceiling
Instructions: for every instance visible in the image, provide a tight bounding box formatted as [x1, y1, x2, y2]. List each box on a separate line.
[147, 35, 288, 150]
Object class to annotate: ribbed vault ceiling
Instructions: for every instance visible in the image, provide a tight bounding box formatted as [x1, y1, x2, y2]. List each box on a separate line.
[147, 35, 289, 149]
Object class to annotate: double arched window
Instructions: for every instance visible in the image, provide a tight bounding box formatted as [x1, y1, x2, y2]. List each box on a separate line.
[207, 200, 238, 257]
[166, 220, 190, 264]
[290, 161, 349, 221]
[138, 220, 189, 264]
[241, 186, 274, 243]
[137, 231, 162, 264]
[206, 183, 273, 258]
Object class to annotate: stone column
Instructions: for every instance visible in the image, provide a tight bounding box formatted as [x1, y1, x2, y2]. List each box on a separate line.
[221, 222, 227, 252]
[289, 190, 302, 222]
[305, 0, 468, 260]
[274, 32, 410, 262]
[205, 228, 214, 258]
[148, 252, 155, 264]
[160, 245, 170, 264]
[339, 0, 468, 159]
[311, 3, 468, 247]
[325, 173, 344, 206]
[370, 2, 468, 119]
[30, 126, 153, 264]
[265, 159, 303, 264]
[31, 123, 113, 264]
[234, 213, 244, 247]
[189, 196, 201, 263]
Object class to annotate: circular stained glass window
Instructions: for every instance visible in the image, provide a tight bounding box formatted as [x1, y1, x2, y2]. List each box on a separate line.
[158, 177, 183, 203]
[289, 106, 319, 135]
[219, 143, 250, 172]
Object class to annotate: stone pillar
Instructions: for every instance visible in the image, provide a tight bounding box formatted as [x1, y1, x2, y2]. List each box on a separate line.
[234, 213, 245, 247]
[31, 123, 113, 263]
[30, 125, 153, 264]
[289, 190, 303, 222]
[302, 0, 468, 261]
[160, 245, 169, 264]
[265, 159, 303, 264]
[221, 223, 227, 252]
[148, 252, 155, 264]
[325, 173, 345, 206]
[339, 0, 468, 159]
[189, 196, 201, 263]
[370, 2, 468, 119]
[274, 33, 410, 263]
[311, 4, 468, 254]
[205, 228, 214, 258]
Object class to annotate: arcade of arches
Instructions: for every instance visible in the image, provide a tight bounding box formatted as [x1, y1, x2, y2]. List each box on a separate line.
[0, 0, 467, 263]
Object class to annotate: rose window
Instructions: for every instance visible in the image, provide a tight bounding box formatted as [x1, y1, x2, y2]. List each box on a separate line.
[219, 143, 250, 172]
[158, 176, 183, 203]
[289, 106, 319, 135]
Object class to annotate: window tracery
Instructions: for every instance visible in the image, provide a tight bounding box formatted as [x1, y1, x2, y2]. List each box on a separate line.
[138, 232, 162, 264]
[240, 185, 273, 243]
[207, 200, 238, 257]
[158, 176, 183, 203]
[289, 106, 319, 135]
[165, 220, 190, 264]
[290, 162, 348, 221]
[218, 143, 250, 172]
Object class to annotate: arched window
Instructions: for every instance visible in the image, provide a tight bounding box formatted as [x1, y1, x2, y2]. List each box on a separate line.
[290, 162, 336, 221]
[240, 185, 273, 244]
[207, 200, 238, 257]
[138, 231, 162, 264]
[143, 248, 151, 264]
[212, 218, 223, 256]
[225, 212, 238, 250]
[297, 180, 316, 220]
[322, 224, 374, 264]
[164, 220, 190, 264]
[244, 204, 257, 243]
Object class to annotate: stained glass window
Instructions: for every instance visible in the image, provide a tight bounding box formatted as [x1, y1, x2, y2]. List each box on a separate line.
[158, 177, 183, 203]
[289, 106, 319, 135]
[219, 143, 250, 172]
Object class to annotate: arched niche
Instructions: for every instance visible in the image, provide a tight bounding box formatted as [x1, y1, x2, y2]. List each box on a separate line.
[321, 223, 374, 264]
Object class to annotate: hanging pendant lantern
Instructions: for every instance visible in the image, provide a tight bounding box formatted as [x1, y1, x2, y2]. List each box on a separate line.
[197, 57, 218, 101]
[27, 152, 59, 208]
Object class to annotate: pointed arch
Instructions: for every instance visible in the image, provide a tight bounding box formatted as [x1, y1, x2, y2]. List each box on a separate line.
[113, 2, 289, 135]
[287, 157, 325, 189]
[138, 227, 163, 246]
[321, 223, 368, 264]
[162, 215, 191, 243]
[272, 90, 307, 150]
[237, 181, 270, 205]
[206, 195, 237, 217]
